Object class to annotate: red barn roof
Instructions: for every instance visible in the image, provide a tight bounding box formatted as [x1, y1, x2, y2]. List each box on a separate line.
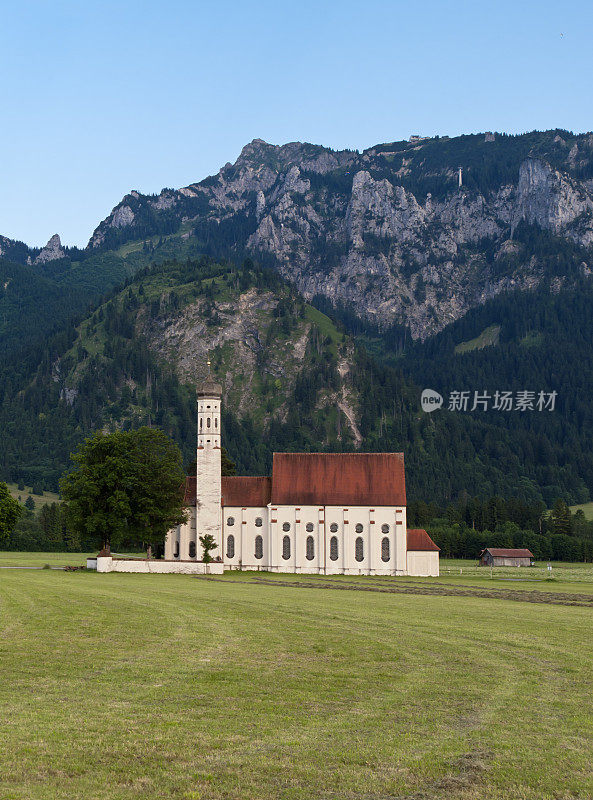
[481, 548, 533, 558]
[270, 452, 406, 507]
[222, 477, 272, 507]
[407, 529, 440, 552]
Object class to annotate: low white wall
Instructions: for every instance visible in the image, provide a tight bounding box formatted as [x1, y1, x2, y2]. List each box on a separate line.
[86, 558, 97, 570]
[406, 551, 439, 577]
[91, 557, 224, 575]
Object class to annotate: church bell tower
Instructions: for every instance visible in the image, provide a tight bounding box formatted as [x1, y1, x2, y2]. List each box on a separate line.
[195, 364, 222, 561]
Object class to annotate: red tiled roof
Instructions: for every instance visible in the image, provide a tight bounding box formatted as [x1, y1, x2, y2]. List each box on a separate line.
[183, 476, 197, 505]
[222, 477, 271, 507]
[481, 548, 533, 558]
[407, 529, 440, 552]
[270, 452, 406, 507]
[183, 475, 272, 507]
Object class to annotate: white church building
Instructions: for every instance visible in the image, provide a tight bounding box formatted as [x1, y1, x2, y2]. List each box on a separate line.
[162, 376, 439, 577]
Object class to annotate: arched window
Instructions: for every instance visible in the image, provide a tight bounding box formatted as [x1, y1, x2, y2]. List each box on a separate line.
[226, 534, 235, 559]
[189, 541, 196, 559]
[215, 418, 218, 428]
[199, 418, 203, 429]
[355, 523, 364, 533]
[282, 522, 290, 532]
[255, 535, 263, 559]
[282, 536, 291, 560]
[255, 517, 263, 527]
[227, 516, 235, 526]
[306, 536, 315, 561]
[355, 537, 364, 563]
[381, 523, 390, 534]
[330, 522, 338, 533]
[330, 536, 339, 561]
[173, 541, 179, 558]
[306, 522, 314, 532]
[381, 537, 390, 562]
[207, 418, 211, 428]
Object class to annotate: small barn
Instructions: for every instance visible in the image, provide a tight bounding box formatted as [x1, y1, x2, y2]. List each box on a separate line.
[479, 548, 534, 567]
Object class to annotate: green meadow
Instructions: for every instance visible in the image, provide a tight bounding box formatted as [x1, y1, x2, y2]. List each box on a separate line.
[1, 560, 592, 800]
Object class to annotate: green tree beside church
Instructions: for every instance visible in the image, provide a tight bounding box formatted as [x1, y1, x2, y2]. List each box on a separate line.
[60, 428, 187, 555]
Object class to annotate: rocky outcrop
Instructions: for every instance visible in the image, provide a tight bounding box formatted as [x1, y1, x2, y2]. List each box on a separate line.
[35, 234, 65, 264]
[86, 132, 593, 338]
[513, 158, 593, 244]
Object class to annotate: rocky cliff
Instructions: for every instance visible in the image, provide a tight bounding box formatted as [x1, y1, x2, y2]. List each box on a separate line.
[88, 130, 593, 338]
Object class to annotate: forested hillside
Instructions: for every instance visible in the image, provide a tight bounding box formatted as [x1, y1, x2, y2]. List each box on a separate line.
[3, 129, 593, 508]
[2, 250, 592, 506]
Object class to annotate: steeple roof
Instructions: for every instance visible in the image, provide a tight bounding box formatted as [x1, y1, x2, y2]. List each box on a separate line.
[197, 376, 222, 397]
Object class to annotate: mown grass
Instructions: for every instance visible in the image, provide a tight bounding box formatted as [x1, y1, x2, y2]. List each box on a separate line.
[440, 557, 593, 585]
[570, 501, 593, 520]
[0, 551, 141, 568]
[5, 483, 60, 509]
[454, 324, 501, 354]
[1, 564, 592, 799]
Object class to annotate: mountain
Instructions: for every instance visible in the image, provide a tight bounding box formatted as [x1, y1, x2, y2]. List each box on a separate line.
[85, 130, 593, 338]
[3, 129, 593, 507]
[5, 252, 585, 506]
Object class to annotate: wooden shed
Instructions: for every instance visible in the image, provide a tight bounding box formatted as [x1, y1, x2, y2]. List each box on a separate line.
[479, 548, 534, 567]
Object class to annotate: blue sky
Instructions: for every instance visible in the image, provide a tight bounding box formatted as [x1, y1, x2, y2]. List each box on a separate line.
[2, 0, 592, 248]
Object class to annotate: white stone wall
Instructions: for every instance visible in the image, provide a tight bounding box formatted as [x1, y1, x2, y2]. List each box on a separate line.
[222, 506, 269, 569]
[406, 551, 439, 577]
[263, 504, 407, 575]
[164, 502, 436, 576]
[165, 509, 197, 561]
[92, 556, 224, 575]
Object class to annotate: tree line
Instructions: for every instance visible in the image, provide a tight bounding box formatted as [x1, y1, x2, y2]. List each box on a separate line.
[409, 496, 593, 561]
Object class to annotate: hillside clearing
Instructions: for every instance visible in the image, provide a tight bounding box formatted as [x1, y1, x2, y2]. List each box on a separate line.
[5, 483, 60, 509]
[570, 501, 593, 520]
[1, 565, 592, 799]
[454, 324, 501, 354]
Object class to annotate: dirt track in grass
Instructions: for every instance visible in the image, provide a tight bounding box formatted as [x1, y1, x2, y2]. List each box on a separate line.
[196, 574, 593, 607]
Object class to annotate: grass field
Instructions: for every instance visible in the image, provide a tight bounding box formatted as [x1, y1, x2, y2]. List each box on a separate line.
[5, 483, 60, 509]
[454, 324, 501, 354]
[1, 561, 593, 799]
[570, 501, 593, 520]
[0, 551, 141, 568]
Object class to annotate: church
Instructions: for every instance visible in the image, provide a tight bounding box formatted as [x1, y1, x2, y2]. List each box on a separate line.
[164, 376, 439, 577]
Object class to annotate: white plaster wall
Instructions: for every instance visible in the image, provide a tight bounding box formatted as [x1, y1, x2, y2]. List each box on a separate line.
[394, 506, 407, 574]
[294, 506, 324, 573]
[406, 551, 439, 577]
[196, 394, 222, 562]
[94, 556, 224, 574]
[263, 505, 406, 575]
[173, 510, 196, 561]
[164, 525, 176, 560]
[223, 506, 269, 569]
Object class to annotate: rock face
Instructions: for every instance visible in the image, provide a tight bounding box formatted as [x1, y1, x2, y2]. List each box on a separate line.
[35, 234, 65, 264]
[87, 131, 593, 338]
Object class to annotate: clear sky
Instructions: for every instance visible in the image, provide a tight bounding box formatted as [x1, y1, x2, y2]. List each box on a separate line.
[2, 0, 592, 248]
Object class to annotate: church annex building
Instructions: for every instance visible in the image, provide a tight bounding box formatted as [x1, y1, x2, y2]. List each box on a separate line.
[163, 377, 439, 577]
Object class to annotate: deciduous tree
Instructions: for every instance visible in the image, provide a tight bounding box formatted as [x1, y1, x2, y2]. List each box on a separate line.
[0, 482, 22, 548]
[60, 428, 187, 555]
